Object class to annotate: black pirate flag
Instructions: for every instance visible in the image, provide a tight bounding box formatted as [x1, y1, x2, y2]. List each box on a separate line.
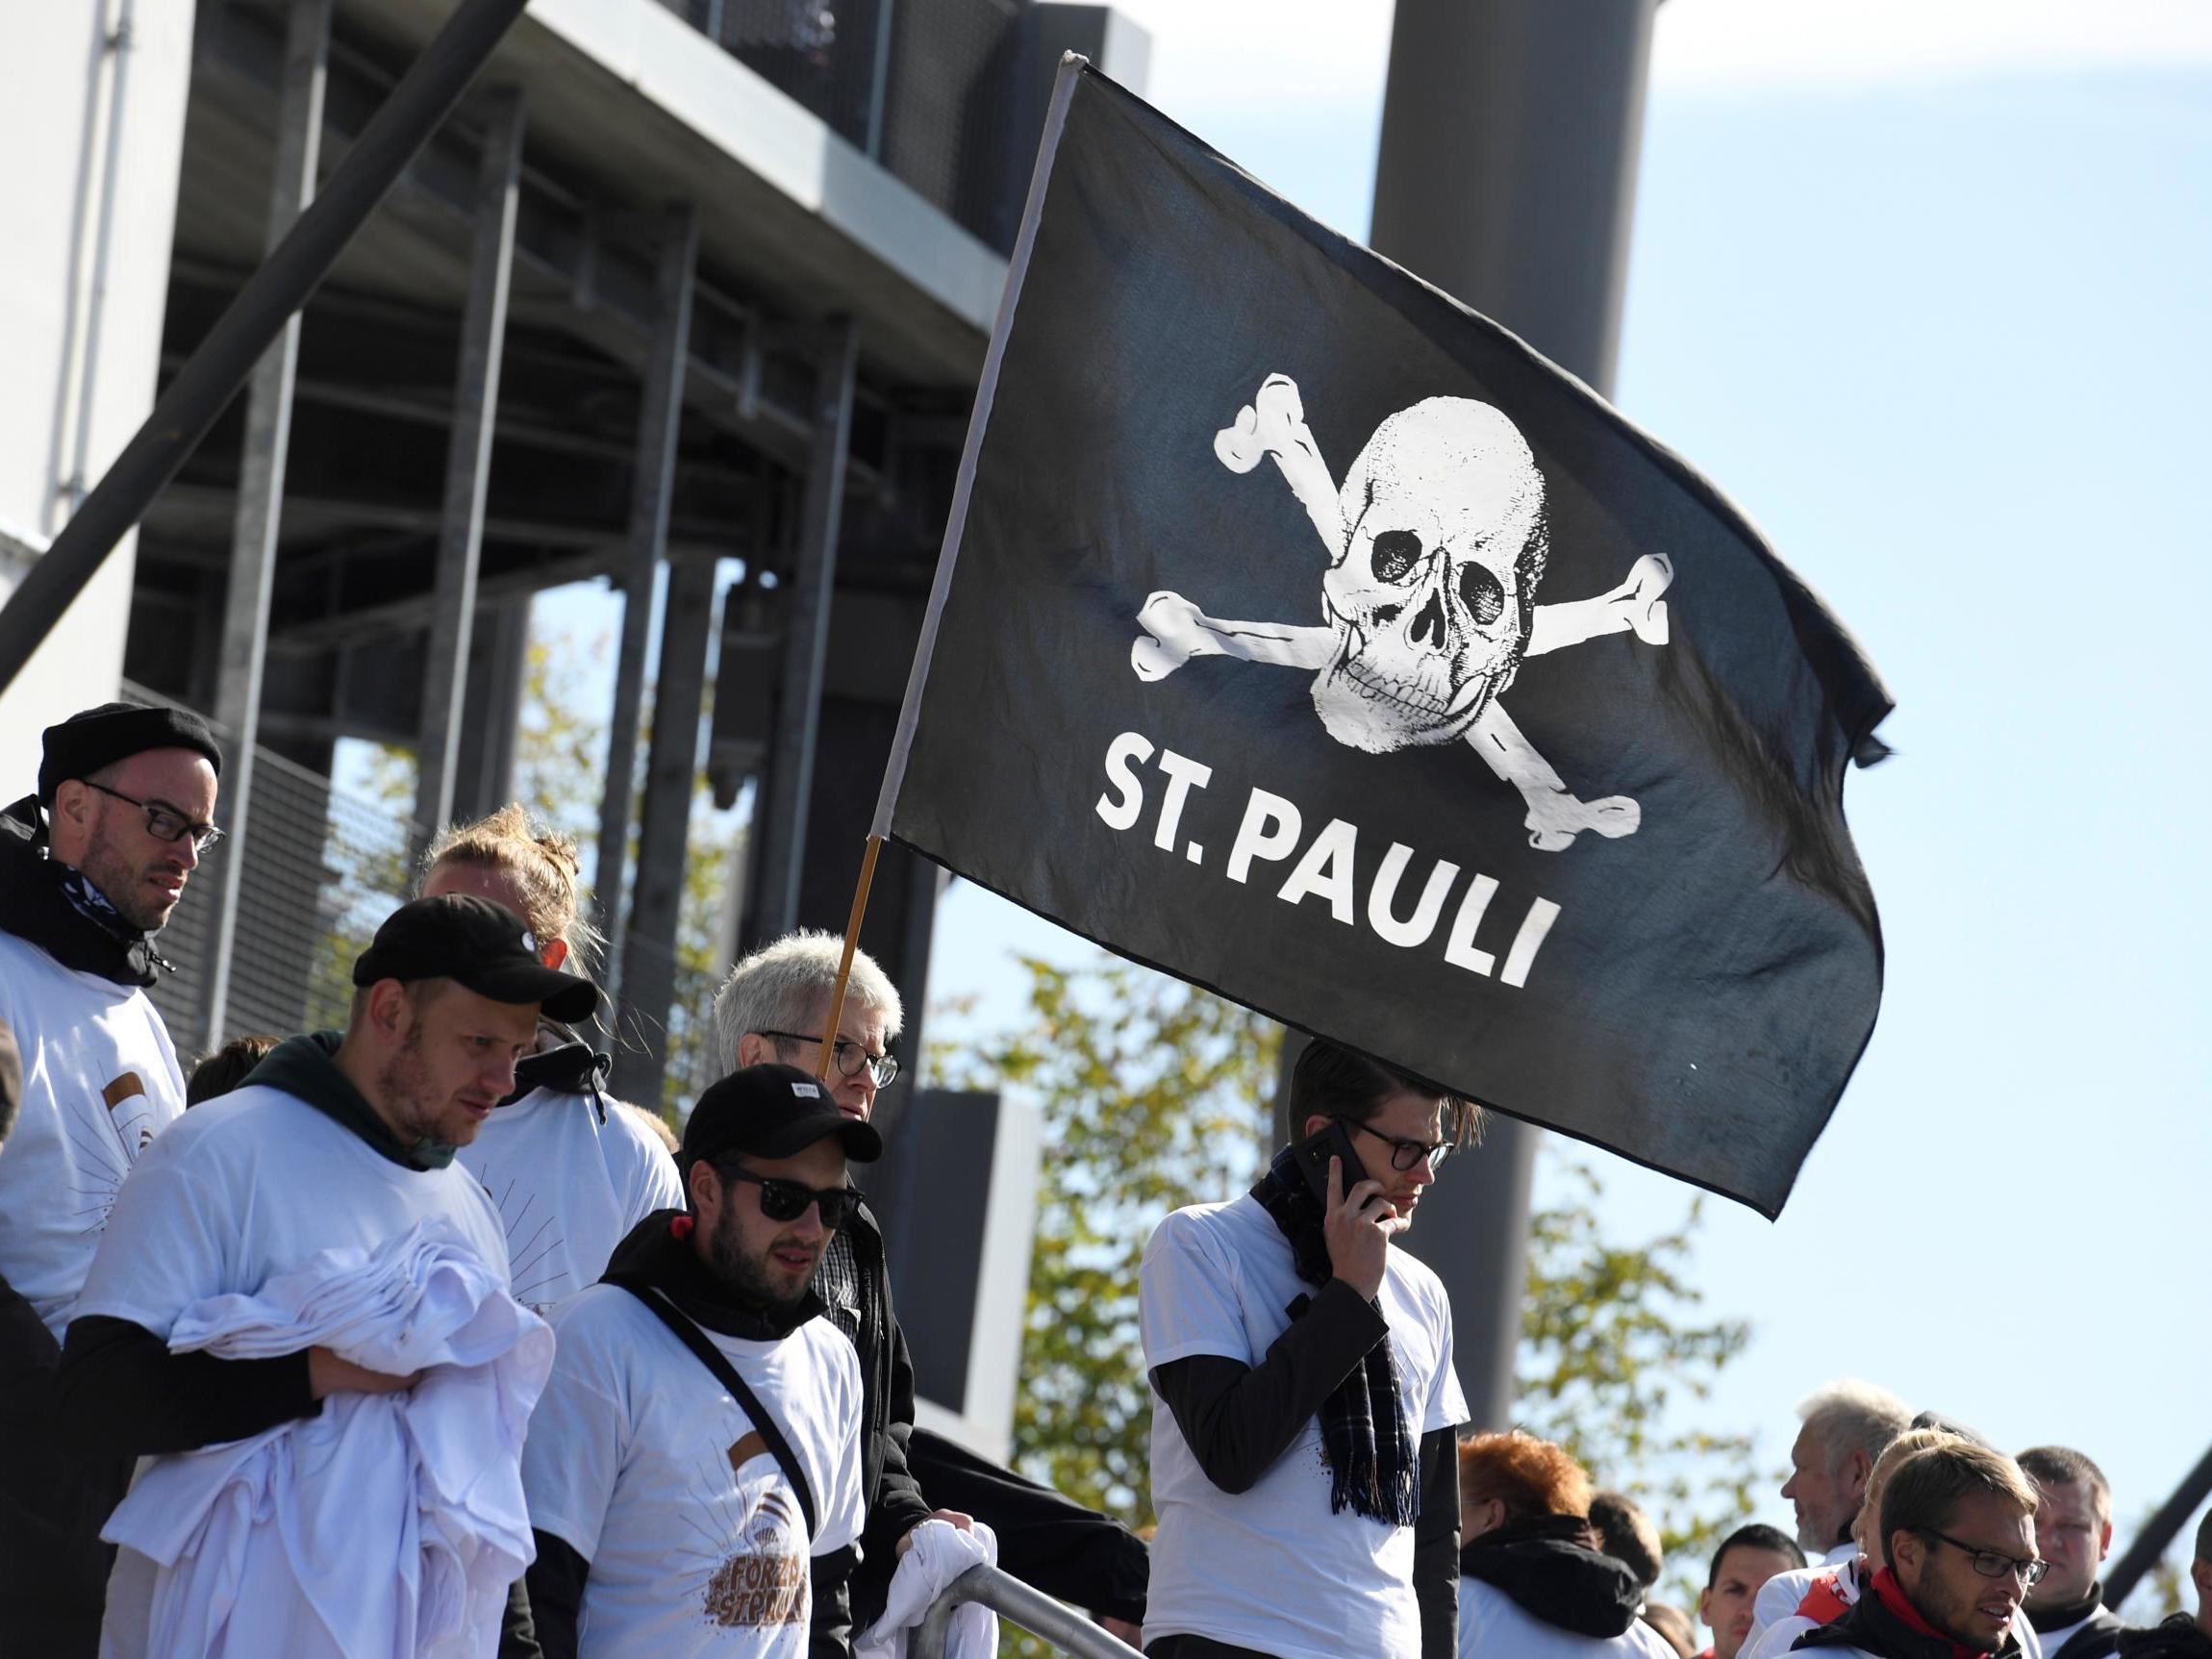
[874, 60, 1890, 1216]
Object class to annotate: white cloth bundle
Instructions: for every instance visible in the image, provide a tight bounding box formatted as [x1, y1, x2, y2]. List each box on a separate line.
[855, 1518, 1001, 1659]
[101, 1219, 553, 1659]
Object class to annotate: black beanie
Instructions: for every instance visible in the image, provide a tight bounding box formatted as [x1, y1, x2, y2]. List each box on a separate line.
[38, 702, 224, 803]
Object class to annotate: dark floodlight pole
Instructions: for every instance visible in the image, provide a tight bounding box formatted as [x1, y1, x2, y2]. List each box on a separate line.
[1369, 0, 1659, 1432]
[0, 0, 532, 697]
[2104, 1441, 2212, 1609]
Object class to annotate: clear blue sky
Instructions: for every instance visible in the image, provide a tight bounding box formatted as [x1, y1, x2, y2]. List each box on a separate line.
[926, 14, 2212, 1589]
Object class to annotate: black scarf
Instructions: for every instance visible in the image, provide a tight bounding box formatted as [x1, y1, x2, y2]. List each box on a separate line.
[604, 1208, 827, 1342]
[1249, 1145, 1417, 1526]
[0, 794, 170, 986]
[2028, 1587, 2106, 1636]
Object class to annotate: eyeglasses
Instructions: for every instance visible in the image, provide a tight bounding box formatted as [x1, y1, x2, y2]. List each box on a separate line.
[78, 780, 225, 854]
[1919, 1530, 2049, 1587]
[756, 1029, 899, 1089]
[715, 1166, 865, 1229]
[1340, 1116, 1450, 1174]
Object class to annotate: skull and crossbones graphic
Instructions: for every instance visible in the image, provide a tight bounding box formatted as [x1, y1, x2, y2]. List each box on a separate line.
[1130, 373, 1674, 850]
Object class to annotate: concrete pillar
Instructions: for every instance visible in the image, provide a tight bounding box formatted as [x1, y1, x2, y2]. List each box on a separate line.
[611, 555, 716, 1106]
[749, 316, 860, 943]
[201, 0, 332, 1047]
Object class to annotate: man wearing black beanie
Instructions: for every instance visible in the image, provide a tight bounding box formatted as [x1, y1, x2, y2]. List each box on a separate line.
[0, 700, 222, 1655]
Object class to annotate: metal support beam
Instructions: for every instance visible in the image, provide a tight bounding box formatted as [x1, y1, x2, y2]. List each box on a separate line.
[201, 0, 332, 1049]
[1369, 0, 1657, 1433]
[413, 88, 524, 845]
[2104, 1441, 2212, 1607]
[611, 555, 717, 1106]
[450, 593, 531, 820]
[750, 317, 861, 942]
[593, 205, 699, 989]
[0, 0, 531, 698]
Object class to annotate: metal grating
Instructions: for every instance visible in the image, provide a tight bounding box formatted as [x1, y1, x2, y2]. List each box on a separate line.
[124, 682, 422, 1063]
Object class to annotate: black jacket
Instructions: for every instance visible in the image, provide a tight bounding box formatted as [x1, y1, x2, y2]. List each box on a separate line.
[2117, 1618, 2212, 1659]
[1460, 1513, 1646, 1641]
[1796, 1576, 2025, 1659]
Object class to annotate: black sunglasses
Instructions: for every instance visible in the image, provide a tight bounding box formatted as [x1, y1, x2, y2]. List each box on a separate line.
[715, 1165, 865, 1228]
[78, 780, 225, 854]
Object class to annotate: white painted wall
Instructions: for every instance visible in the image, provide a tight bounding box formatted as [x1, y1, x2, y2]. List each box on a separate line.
[0, 0, 194, 793]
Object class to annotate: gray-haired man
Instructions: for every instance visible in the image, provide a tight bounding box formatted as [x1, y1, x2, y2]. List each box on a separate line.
[714, 933, 1149, 1647]
[1780, 1379, 1913, 1566]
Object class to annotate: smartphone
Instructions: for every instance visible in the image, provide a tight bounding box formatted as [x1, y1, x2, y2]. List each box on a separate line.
[1295, 1119, 1371, 1209]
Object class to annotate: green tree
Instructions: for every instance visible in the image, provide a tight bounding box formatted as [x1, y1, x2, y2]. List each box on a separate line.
[944, 951, 1765, 1601]
[940, 957, 1278, 1521]
[1519, 1160, 1764, 1605]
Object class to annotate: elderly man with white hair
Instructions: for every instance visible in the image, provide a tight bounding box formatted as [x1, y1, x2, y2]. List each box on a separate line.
[712, 932, 1151, 1651]
[1781, 1380, 1914, 1568]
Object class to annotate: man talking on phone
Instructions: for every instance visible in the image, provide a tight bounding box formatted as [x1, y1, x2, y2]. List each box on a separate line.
[1137, 1039, 1473, 1659]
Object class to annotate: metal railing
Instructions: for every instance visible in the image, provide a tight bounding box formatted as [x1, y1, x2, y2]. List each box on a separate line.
[911, 1564, 1143, 1659]
[122, 680, 421, 1060]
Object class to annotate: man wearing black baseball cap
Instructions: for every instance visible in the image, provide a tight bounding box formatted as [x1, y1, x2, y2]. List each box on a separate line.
[52, 893, 596, 1650]
[515, 1065, 881, 1658]
[0, 702, 222, 1654]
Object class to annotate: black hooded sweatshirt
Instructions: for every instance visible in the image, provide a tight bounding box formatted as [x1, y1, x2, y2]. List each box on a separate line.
[2116, 1618, 2212, 1659]
[1460, 1512, 1647, 1641]
[508, 1210, 851, 1659]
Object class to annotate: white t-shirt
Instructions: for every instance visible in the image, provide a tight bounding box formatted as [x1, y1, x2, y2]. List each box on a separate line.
[0, 929, 186, 1336]
[74, 1081, 511, 1340]
[1139, 1193, 1468, 1659]
[1458, 1576, 1681, 1659]
[457, 1087, 683, 1312]
[523, 1282, 867, 1659]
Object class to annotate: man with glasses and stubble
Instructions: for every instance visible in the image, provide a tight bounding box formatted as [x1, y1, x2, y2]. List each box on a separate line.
[1138, 1038, 1473, 1659]
[0, 702, 222, 1654]
[515, 1064, 876, 1657]
[1797, 1442, 2047, 1659]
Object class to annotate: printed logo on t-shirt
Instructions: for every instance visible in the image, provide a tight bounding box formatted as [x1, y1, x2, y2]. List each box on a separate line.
[694, 1440, 809, 1631]
[73, 1072, 160, 1234]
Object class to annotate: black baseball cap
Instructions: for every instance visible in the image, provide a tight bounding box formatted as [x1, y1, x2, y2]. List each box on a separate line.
[682, 1064, 883, 1168]
[353, 894, 598, 1024]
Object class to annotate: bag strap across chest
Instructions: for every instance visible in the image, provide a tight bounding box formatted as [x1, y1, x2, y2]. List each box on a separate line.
[607, 1275, 818, 1541]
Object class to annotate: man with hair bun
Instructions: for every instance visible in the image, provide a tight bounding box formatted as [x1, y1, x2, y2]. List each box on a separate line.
[1794, 1441, 2043, 1659]
[1455, 1429, 1676, 1658]
[2017, 1447, 2121, 1659]
[422, 804, 683, 1313]
[0, 701, 221, 1654]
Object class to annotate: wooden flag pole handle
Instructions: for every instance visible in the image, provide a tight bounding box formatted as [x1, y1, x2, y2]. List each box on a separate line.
[813, 835, 884, 1081]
